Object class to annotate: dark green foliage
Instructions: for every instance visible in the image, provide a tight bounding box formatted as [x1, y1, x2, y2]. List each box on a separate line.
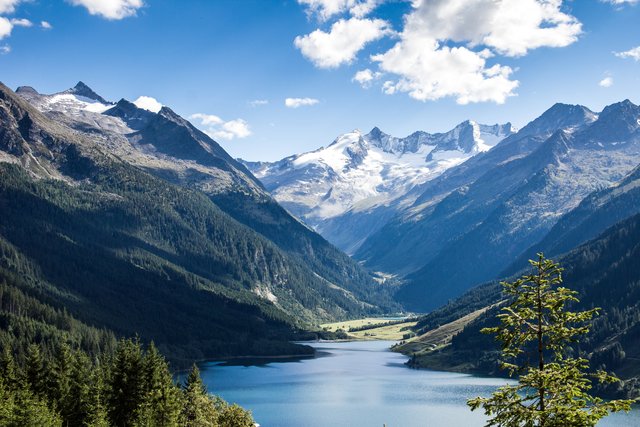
[410, 213, 640, 397]
[0, 162, 321, 365]
[468, 255, 634, 426]
[0, 338, 252, 426]
[211, 193, 399, 315]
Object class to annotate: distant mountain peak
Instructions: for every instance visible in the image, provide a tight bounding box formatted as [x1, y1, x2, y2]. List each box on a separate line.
[585, 99, 640, 143]
[15, 86, 39, 96]
[518, 103, 597, 138]
[63, 81, 110, 104]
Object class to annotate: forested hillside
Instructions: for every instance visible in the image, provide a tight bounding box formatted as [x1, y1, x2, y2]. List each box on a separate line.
[0, 81, 396, 368]
[402, 212, 640, 397]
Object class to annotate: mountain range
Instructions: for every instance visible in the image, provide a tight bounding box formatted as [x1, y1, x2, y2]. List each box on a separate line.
[249, 100, 640, 312]
[244, 121, 515, 254]
[3, 79, 640, 374]
[0, 81, 397, 364]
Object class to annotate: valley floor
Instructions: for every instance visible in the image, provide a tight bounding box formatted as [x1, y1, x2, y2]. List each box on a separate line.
[321, 317, 417, 341]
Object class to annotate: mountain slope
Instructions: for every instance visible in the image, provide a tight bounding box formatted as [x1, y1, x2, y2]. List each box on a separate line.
[355, 103, 598, 274]
[245, 121, 514, 253]
[402, 212, 640, 398]
[357, 101, 640, 311]
[15, 83, 396, 315]
[503, 163, 640, 276]
[0, 82, 396, 364]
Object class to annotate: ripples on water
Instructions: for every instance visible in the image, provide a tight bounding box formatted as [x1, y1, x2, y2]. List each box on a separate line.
[184, 341, 639, 427]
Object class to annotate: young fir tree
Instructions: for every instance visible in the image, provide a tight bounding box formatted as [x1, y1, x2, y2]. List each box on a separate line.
[181, 364, 219, 427]
[468, 254, 635, 426]
[133, 342, 182, 426]
[108, 338, 147, 426]
[24, 343, 47, 397]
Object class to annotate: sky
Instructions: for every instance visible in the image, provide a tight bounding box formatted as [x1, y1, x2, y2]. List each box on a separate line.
[0, 0, 639, 161]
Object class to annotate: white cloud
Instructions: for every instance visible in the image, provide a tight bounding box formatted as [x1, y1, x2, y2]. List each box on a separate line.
[398, 0, 582, 59]
[190, 113, 252, 140]
[0, 44, 9, 54]
[68, 0, 143, 20]
[599, 76, 614, 88]
[615, 46, 640, 61]
[0, 0, 22, 14]
[285, 97, 320, 108]
[295, 0, 582, 104]
[0, 17, 12, 39]
[374, 41, 518, 104]
[41, 21, 53, 29]
[352, 68, 382, 88]
[373, 0, 581, 104]
[294, 17, 391, 68]
[601, 0, 638, 4]
[249, 99, 269, 107]
[10, 18, 31, 27]
[298, 0, 381, 20]
[133, 96, 163, 113]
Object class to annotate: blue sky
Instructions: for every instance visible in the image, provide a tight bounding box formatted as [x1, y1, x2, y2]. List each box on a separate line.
[0, 0, 639, 161]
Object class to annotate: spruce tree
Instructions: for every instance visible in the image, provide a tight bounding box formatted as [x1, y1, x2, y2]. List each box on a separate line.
[108, 338, 146, 426]
[24, 343, 47, 397]
[468, 254, 635, 426]
[0, 347, 18, 391]
[181, 364, 218, 427]
[86, 365, 110, 427]
[135, 342, 182, 426]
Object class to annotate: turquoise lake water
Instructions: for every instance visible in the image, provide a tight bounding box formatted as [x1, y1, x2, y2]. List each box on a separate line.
[191, 341, 640, 427]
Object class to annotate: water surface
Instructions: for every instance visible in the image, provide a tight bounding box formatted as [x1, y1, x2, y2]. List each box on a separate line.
[192, 341, 639, 427]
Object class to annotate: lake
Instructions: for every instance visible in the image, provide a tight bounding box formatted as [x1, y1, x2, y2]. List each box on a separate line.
[191, 341, 640, 427]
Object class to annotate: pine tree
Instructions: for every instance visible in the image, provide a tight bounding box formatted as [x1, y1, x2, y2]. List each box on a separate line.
[108, 338, 146, 426]
[66, 350, 94, 425]
[24, 343, 47, 397]
[85, 365, 110, 427]
[134, 342, 182, 426]
[47, 342, 72, 419]
[0, 347, 18, 391]
[468, 254, 636, 426]
[181, 364, 219, 427]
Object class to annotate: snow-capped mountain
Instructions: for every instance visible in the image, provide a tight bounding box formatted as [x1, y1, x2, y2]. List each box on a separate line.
[244, 121, 515, 253]
[16, 83, 265, 196]
[358, 100, 640, 311]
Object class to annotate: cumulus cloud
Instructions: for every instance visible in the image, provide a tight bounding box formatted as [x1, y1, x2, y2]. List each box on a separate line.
[190, 113, 252, 140]
[294, 17, 391, 68]
[404, 0, 582, 58]
[68, 0, 143, 20]
[615, 46, 640, 61]
[352, 68, 382, 88]
[249, 99, 269, 107]
[0, 0, 22, 14]
[0, 44, 9, 54]
[599, 76, 614, 88]
[133, 96, 163, 113]
[0, 17, 11, 39]
[373, 41, 518, 104]
[10, 18, 31, 27]
[295, 0, 583, 104]
[41, 21, 52, 29]
[298, 0, 381, 20]
[285, 97, 320, 108]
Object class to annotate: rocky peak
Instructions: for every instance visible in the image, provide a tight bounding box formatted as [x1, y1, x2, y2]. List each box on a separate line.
[519, 103, 597, 137]
[15, 86, 39, 96]
[580, 99, 640, 144]
[63, 81, 110, 104]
